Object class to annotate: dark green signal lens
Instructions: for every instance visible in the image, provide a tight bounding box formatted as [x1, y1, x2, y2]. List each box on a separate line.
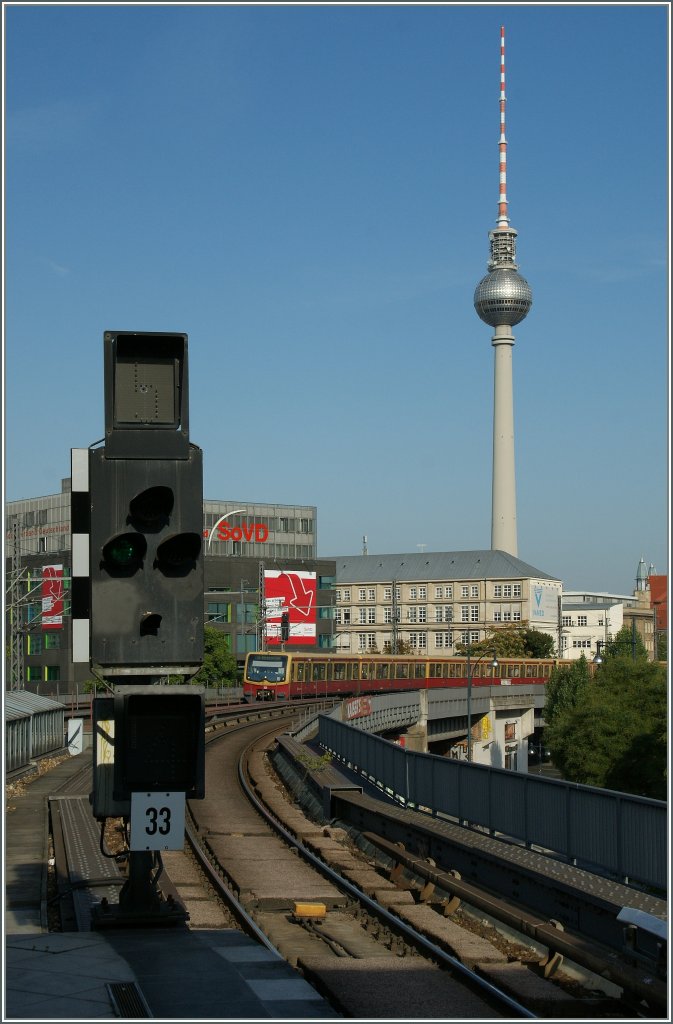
[109, 538, 136, 565]
[103, 533, 146, 574]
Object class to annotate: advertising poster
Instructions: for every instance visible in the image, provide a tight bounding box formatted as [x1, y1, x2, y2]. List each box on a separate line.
[41, 564, 64, 630]
[264, 570, 316, 645]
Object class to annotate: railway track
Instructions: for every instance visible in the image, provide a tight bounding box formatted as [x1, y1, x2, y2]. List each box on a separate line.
[46, 701, 666, 1018]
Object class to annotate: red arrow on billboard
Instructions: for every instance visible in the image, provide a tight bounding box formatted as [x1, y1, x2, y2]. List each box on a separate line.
[285, 572, 314, 617]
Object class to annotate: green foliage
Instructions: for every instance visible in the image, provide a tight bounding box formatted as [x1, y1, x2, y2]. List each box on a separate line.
[522, 628, 556, 658]
[544, 656, 592, 723]
[296, 751, 333, 774]
[82, 677, 112, 694]
[603, 624, 648, 661]
[191, 625, 238, 687]
[455, 623, 555, 659]
[545, 657, 667, 800]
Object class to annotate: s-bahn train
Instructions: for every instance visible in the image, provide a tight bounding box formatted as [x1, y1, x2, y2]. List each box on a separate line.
[243, 650, 568, 702]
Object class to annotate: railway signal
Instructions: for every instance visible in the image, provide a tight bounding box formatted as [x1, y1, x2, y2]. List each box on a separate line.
[88, 331, 204, 681]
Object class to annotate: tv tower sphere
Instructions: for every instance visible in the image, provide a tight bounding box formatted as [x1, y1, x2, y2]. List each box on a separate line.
[474, 266, 532, 327]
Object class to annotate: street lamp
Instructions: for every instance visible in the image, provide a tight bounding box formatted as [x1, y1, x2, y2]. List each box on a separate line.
[463, 643, 499, 763]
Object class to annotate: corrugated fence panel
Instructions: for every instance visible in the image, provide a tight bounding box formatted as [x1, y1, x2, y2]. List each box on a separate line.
[568, 788, 620, 874]
[619, 799, 667, 888]
[524, 776, 571, 857]
[317, 713, 667, 890]
[489, 769, 527, 838]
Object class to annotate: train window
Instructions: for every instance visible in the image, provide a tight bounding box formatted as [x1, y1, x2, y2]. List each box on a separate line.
[430, 663, 441, 678]
[510, 664, 520, 677]
[395, 663, 409, 679]
[525, 664, 535, 678]
[361, 662, 374, 680]
[312, 663, 326, 681]
[295, 662, 306, 682]
[333, 662, 346, 680]
[449, 663, 463, 678]
[350, 663, 359, 680]
[376, 663, 389, 680]
[414, 662, 426, 679]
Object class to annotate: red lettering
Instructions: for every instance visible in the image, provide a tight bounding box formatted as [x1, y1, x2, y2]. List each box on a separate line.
[213, 521, 269, 544]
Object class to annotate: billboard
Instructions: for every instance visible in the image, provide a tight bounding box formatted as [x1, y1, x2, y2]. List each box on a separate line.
[264, 570, 316, 645]
[530, 581, 560, 624]
[41, 564, 64, 630]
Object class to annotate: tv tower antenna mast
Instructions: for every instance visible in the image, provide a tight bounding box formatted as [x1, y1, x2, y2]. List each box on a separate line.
[474, 26, 532, 557]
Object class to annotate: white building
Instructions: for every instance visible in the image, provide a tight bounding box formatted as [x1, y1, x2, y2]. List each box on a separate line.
[333, 550, 561, 655]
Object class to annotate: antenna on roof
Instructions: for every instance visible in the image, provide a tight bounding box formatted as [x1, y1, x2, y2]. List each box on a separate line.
[362, 535, 368, 556]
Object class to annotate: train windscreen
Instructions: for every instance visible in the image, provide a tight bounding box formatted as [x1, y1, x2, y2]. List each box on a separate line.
[246, 654, 288, 682]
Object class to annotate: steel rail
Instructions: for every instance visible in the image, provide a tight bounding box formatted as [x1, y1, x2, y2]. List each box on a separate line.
[236, 732, 537, 1020]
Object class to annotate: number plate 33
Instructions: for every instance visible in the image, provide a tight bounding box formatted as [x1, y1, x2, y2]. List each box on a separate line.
[130, 791, 186, 851]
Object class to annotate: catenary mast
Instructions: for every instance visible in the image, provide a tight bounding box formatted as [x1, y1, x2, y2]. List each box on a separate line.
[474, 26, 532, 557]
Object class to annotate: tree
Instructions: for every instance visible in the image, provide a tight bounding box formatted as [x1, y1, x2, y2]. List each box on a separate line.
[544, 656, 592, 724]
[603, 624, 648, 661]
[191, 626, 238, 688]
[545, 657, 667, 800]
[522, 627, 556, 658]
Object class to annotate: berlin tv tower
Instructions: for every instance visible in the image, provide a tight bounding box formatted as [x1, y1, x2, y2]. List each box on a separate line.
[474, 26, 532, 557]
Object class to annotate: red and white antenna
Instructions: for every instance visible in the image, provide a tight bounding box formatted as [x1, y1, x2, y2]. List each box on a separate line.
[497, 25, 509, 228]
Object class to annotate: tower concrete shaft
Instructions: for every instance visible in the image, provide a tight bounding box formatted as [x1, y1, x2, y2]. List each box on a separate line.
[491, 325, 517, 555]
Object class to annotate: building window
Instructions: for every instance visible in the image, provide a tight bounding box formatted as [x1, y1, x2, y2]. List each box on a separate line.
[409, 587, 417, 600]
[470, 605, 479, 622]
[207, 602, 231, 623]
[342, 589, 350, 602]
[358, 588, 366, 601]
[28, 634, 43, 655]
[562, 615, 572, 627]
[359, 608, 368, 624]
[573, 639, 592, 649]
[419, 586, 427, 600]
[461, 605, 469, 622]
[435, 606, 453, 623]
[367, 607, 376, 624]
[44, 632, 61, 650]
[513, 609, 522, 622]
[359, 633, 377, 651]
[578, 615, 588, 626]
[493, 611, 502, 622]
[503, 585, 512, 598]
[503, 611, 512, 621]
[471, 585, 479, 598]
[434, 631, 453, 648]
[384, 587, 392, 600]
[408, 607, 418, 623]
[408, 632, 427, 649]
[461, 585, 469, 598]
[367, 588, 375, 601]
[45, 666, 60, 681]
[494, 585, 502, 598]
[418, 607, 427, 623]
[513, 584, 522, 597]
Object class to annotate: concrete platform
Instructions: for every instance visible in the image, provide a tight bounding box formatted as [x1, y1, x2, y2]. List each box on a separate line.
[5, 928, 339, 1019]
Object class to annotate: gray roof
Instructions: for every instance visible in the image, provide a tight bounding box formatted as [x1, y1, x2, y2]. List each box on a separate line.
[5, 690, 65, 721]
[334, 550, 559, 584]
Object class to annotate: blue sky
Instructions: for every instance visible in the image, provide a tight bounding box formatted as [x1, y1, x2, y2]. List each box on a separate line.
[4, 3, 669, 595]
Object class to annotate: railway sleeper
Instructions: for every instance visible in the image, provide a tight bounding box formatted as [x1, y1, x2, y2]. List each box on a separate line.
[363, 831, 667, 1013]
